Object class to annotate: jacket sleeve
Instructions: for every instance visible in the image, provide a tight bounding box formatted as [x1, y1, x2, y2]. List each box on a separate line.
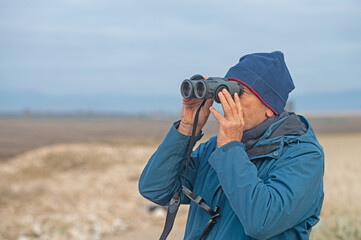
[208, 140, 324, 240]
[138, 121, 203, 206]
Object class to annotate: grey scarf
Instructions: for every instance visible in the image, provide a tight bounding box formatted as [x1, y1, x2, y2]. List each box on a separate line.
[241, 111, 289, 151]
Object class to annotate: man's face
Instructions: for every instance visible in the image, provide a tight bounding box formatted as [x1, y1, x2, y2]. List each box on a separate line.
[238, 86, 273, 131]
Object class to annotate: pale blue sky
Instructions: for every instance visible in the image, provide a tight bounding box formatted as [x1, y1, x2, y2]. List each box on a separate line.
[0, 0, 361, 110]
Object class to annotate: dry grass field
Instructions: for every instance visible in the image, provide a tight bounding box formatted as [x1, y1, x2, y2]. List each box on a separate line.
[0, 114, 361, 239]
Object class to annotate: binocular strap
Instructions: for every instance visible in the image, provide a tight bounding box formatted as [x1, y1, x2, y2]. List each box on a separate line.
[159, 100, 207, 240]
[159, 189, 181, 240]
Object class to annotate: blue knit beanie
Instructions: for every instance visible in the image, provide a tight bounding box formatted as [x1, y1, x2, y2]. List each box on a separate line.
[225, 51, 294, 115]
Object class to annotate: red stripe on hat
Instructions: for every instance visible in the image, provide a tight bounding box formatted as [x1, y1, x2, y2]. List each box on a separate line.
[227, 77, 279, 116]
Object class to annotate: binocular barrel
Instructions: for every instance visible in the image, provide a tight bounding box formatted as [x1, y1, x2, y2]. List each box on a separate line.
[180, 77, 244, 103]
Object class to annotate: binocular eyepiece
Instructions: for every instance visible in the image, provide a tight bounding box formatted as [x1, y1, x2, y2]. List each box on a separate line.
[180, 75, 244, 103]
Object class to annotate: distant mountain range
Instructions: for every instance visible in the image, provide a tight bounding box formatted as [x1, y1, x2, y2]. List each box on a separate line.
[0, 91, 182, 114]
[289, 90, 361, 113]
[1, 90, 360, 114]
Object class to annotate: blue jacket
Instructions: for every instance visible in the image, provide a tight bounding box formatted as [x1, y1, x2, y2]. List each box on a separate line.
[139, 114, 324, 239]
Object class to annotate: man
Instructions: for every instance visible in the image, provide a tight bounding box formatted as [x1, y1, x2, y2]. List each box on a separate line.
[139, 51, 324, 239]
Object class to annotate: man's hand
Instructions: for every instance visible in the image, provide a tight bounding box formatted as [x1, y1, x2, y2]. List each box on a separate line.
[178, 98, 214, 136]
[209, 89, 245, 148]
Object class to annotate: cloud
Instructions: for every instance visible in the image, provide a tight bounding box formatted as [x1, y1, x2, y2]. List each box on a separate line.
[0, 0, 360, 97]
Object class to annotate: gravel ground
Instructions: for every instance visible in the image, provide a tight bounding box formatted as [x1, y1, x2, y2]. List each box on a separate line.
[1, 133, 361, 239]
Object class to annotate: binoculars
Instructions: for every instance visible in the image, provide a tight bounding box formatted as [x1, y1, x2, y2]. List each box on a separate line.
[180, 74, 244, 103]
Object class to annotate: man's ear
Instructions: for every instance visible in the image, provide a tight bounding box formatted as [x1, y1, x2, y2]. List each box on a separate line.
[265, 109, 275, 118]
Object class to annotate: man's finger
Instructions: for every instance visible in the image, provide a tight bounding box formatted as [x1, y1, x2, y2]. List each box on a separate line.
[209, 106, 225, 123]
[204, 99, 214, 111]
[234, 93, 245, 124]
[222, 89, 238, 120]
[218, 92, 234, 120]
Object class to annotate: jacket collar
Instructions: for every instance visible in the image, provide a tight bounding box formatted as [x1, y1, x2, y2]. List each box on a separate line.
[247, 113, 309, 159]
